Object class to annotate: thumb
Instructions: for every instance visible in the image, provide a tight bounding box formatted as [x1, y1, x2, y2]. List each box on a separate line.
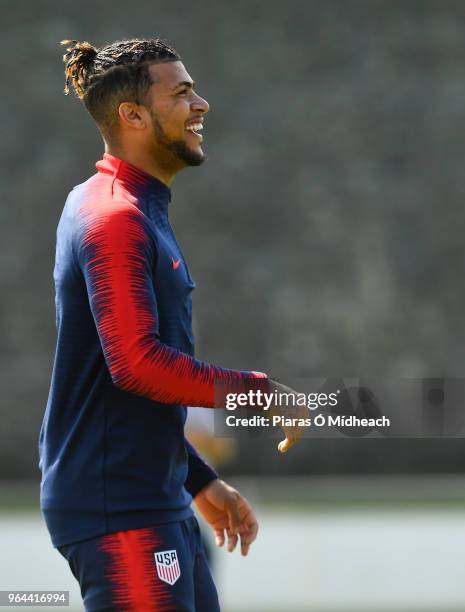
[278, 437, 295, 453]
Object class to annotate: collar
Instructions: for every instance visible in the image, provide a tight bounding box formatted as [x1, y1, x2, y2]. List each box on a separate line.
[96, 153, 171, 205]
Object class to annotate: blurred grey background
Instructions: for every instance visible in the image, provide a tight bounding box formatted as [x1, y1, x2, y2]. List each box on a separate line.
[4, 2, 465, 610]
[2, 0, 465, 479]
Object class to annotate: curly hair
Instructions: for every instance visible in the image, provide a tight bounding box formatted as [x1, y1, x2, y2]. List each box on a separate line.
[61, 38, 181, 136]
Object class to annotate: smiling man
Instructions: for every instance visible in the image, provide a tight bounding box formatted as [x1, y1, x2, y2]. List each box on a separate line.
[38, 38, 303, 612]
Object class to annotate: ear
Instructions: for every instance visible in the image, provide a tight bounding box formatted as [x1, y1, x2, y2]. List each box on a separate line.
[118, 102, 147, 130]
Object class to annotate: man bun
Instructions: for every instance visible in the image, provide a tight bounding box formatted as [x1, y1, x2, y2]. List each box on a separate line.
[61, 39, 98, 97]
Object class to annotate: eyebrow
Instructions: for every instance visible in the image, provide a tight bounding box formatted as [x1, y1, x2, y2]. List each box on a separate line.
[172, 80, 195, 91]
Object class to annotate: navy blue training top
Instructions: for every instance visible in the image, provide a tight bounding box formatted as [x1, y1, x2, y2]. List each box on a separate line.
[39, 153, 267, 547]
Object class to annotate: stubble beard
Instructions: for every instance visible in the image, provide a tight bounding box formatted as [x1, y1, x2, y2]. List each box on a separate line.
[150, 111, 205, 167]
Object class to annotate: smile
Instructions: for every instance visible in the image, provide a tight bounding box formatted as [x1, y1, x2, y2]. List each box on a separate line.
[185, 123, 203, 138]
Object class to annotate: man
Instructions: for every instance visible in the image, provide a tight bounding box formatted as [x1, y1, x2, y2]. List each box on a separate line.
[39, 38, 304, 611]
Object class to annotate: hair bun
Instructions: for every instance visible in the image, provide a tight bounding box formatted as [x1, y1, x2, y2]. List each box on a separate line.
[61, 39, 98, 97]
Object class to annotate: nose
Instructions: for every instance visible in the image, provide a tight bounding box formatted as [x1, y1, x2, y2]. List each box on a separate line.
[191, 92, 209, 114]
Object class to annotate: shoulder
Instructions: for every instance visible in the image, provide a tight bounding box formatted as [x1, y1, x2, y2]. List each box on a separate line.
[77, 198, 149, 234]
[75, 199, 155, 266]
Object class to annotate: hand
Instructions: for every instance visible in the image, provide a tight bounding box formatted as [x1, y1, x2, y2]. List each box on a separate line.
[267, 379, 310, 453]
[194, 479, 258, 556]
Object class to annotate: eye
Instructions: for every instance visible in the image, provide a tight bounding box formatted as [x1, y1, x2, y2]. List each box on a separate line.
[177, 89, 188, 97]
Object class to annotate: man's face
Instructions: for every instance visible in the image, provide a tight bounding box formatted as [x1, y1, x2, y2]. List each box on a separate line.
[144, 61, 209, 167]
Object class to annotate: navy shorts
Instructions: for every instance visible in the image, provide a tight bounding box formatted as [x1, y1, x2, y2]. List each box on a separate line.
[58, 516, 220, 611]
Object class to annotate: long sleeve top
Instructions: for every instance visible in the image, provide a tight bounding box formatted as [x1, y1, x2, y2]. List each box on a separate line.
[39, 153, 267, 547]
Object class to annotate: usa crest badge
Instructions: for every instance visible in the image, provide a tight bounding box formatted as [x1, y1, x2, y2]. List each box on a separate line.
[154, 549, 181, 585]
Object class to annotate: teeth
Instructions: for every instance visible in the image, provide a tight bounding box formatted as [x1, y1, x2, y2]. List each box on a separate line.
[186, 123, 203, 133]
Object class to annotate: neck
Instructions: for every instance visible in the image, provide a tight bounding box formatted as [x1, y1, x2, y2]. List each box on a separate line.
[104, 142, 177, 187]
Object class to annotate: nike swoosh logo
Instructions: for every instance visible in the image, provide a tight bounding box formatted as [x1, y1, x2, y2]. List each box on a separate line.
[171, 257, 181, 270]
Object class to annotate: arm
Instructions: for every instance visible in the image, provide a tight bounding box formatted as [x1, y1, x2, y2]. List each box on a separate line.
[76, 201, 267, 407]
[184, 437, 218, 498]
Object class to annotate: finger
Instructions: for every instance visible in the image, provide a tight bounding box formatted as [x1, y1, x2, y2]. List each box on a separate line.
[240, 529, 254, 556]
[248, 519, 259, 544]
[239, 529, 254, 556]
[225, 496, 241, 535]
[278, 437, 296, 453]
[227, 530, 238, 552]
[239, 517, 258, 556]
[214, 528, 225, 547]
[240, 532, 250, 556]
